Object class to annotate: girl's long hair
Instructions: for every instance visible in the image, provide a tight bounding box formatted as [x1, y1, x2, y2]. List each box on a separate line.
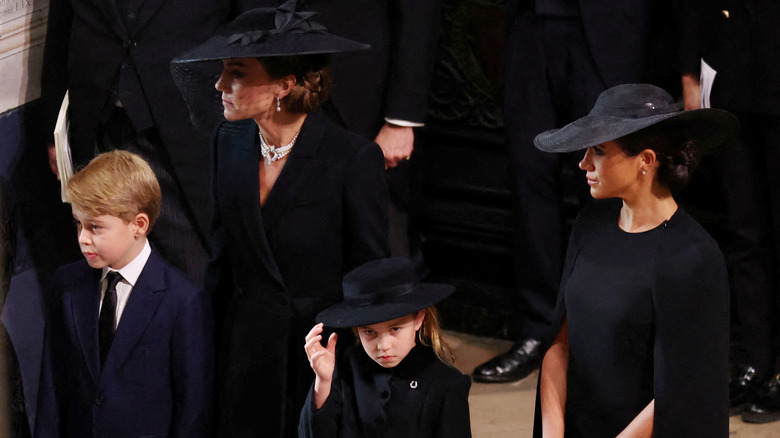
[417, 306, 455, 367]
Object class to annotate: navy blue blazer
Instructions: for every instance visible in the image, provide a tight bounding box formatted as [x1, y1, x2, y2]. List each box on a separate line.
[37, 249, 214, 438]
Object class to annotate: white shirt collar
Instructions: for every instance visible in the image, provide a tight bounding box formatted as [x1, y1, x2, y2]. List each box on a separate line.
[101, 239, 152, 286]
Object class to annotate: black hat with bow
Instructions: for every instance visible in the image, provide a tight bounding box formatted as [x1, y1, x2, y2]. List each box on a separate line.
[170, 0, 368, 127]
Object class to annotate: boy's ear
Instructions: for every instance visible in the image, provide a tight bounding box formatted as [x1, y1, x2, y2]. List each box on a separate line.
[132, 212, 150, 237]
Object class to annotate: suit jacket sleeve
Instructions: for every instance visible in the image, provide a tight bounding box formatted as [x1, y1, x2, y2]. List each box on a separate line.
[342, 142, 390, 271]
[679, 0, 718, 76]
[433, 373, 472, 438]
[384, 0, 442, 123]
[651, 219, 730, 437]
[170, 285, 215, 438]
[40, 0, 74, 140]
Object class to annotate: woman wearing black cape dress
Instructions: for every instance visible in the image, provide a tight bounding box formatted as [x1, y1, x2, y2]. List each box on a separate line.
[532, 84, 737, 437]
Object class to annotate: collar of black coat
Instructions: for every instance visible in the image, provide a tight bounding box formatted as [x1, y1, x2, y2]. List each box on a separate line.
[355, 344, 436, 379]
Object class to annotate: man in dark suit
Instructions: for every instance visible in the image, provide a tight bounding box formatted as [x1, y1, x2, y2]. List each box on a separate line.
[36, 151, 213, 438]
[40, 0, 241, 282]
[681, 0, 780, 423]
[239, 0, 442, 261]
[473, 0, 680, 383]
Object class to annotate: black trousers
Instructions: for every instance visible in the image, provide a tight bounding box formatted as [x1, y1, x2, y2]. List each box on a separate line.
[693, 113, 780, 375]
[98, 107, 210, 283]
[504, 14, 607, 340]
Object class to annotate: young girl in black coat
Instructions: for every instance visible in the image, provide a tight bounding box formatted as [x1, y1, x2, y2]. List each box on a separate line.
[299, 258, 472, 437]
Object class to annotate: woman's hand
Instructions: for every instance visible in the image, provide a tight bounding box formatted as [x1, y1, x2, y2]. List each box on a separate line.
[304, 323, 338, 408]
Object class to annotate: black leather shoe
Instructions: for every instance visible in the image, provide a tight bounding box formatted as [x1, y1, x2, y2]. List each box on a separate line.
[472, 338, 543, 383]
[742, 373, 780, 424]
[729, 364, 761, 415]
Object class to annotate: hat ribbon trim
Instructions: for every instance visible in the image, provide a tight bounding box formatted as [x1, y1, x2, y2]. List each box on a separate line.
[226, 0, 328, 46]
[343, 283, 417, 307]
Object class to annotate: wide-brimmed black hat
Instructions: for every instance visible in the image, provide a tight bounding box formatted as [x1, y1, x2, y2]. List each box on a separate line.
[170, 0, 369, 127]
[533, 84, 738, 154]
[316, 258, 455, 328]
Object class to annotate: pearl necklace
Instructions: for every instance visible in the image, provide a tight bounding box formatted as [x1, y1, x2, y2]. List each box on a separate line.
[259, 131, 299, 166]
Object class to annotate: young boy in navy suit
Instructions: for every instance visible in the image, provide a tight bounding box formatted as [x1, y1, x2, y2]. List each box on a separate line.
[38, 150, 213, 438]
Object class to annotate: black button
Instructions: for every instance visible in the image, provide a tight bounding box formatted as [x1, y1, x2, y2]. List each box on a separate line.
[380, 390, 389, 399]
[375, 417, 385, 426]
[94, 395, 104, 406]
[127, 13, 137, 20]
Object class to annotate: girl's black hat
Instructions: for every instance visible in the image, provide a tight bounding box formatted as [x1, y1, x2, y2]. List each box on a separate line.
[316, 258, 455, 328]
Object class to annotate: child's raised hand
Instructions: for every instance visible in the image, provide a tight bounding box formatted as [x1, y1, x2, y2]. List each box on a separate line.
[304, 323, 338, 383]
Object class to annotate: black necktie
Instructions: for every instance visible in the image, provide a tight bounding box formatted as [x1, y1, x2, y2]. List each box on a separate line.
[99, 272, 122, 368]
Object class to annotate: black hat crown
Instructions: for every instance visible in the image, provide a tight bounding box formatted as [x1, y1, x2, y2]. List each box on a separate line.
[316, 258, 454, 328]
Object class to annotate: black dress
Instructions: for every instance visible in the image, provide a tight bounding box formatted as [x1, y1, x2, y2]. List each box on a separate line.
[533, 199, 730, 437]
[299, 345, 472, 438]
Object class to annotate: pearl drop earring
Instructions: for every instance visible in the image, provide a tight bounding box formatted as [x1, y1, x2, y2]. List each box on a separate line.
[276, 97, 281, 112]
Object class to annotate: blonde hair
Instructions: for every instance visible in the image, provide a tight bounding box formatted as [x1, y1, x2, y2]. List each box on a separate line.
[417, 306, 456, 367]
[66, 150, 161, 230]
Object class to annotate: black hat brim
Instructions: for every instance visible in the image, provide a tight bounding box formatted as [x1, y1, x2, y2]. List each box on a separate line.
[172, 32, 369, 64]
[315, 283, 455, 328]
[534, 107, 739, 154]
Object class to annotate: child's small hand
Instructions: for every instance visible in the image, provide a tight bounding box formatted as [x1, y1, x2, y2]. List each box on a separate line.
[304, 323, 338, 383]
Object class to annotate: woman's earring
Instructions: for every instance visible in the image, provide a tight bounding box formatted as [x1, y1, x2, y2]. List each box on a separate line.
[276, 97, 281, 112]
[641, 169, 647, 175]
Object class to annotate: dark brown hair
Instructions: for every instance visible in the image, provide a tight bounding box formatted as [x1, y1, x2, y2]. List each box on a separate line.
[260, 54, 332, 114]
[616, 121, 701, 191]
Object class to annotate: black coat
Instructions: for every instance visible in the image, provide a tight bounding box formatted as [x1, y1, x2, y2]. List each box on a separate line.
[40, 0, 242, 235]
[681, 0, 780, 114]
[236, 0, 442, 138]
[206, 110, 390, 438]
[510, 0, 681, 90]
[299, 345, 472, 438]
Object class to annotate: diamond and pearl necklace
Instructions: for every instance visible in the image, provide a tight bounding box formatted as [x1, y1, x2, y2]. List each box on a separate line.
[259, 131, 299, 166]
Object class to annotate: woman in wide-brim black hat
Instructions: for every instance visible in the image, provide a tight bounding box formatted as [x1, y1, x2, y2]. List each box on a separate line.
[299, 258, 472, 438]
[173, 3, 390, 437]
[533, 84, 737, 437]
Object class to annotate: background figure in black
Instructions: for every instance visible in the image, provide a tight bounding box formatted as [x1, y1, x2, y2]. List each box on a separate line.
[473, 0, 681, 383]
[681, 0, 780, 423]
[39, 0, 247, 282]
[239, 0, 443, 266]
[0, 177, 30, 438]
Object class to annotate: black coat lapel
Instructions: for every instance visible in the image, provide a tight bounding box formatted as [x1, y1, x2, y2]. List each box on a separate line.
[102, 251, 166, 374]
[133, 0, 167, 32]
[218, 120, 287, 289]
[70, 269, 102, 384]
[95, 0, 128, 40]
[262, 110, 327, 228]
